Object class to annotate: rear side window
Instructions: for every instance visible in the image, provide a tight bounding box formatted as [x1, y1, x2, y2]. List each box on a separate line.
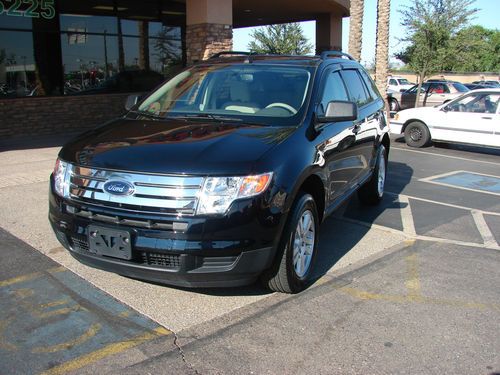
[320, 71, 349, 113]
[452, 83, 470, 92]
[341, 69, 371, 107]
[359, 69, 382, 100]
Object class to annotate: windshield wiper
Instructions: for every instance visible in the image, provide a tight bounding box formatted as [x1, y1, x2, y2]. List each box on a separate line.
[169, 114, 244, 123]
[129, 110, 165, 120]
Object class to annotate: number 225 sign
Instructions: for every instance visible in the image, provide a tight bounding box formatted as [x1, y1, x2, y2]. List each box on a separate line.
[0, 0, 56, 20]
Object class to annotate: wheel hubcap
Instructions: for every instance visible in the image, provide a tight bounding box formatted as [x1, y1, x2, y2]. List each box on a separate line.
[410, 127, 422, 141]
[377, 151, 386, 197]
[293, 210, 315, 278]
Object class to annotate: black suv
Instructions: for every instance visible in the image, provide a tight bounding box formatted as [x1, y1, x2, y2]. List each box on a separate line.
[49, 52, 390, 293]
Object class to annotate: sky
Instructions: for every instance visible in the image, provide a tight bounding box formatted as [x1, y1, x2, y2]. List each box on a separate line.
[233, 0, 500, 66]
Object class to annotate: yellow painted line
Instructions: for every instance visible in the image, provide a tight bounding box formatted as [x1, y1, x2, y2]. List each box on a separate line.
[41, 326, 172, 375]
[32, 323, 101, 354]
[405, 254, 422, 299]
[36, 305, 84, 319]
[38, 299, 71, 309]
[0, 266, 66, 288]
[340, 287, 500, 311]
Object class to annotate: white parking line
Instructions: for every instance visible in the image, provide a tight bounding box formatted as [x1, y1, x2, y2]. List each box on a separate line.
[386, 191, 500, 217]
[392, 147, 500, 166]
[397, 195, 416, 236]
[471, 210, 498, 248]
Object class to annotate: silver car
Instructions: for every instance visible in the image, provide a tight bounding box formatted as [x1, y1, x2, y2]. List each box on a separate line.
[388, 81, 469, 111]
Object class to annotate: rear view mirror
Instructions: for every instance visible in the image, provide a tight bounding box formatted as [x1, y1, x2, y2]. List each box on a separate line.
[125, 94, 141, 111]
[317, 101, 358, 123]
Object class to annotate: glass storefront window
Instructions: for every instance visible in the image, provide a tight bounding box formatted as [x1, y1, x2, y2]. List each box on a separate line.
[1, 3, 185, 98]
[0, 30, 36, 97]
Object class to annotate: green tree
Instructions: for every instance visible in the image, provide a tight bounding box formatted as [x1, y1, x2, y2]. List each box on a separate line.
[396, 0, 478, 107]
[153, 27, 182, 75]
[444, 26, 500, 72]
[248, 23, 313, 55]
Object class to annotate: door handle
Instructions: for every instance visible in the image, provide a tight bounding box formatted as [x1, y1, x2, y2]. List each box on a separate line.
[481, 116, 492, 120]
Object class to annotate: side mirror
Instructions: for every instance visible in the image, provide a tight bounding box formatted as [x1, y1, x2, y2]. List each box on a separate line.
[125, 94, 141, 111]
[316, 101, 358, 124]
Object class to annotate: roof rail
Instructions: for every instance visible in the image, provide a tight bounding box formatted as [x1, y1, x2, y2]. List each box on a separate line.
[320, 51, 356, 61]
[209, 51, 255, 59]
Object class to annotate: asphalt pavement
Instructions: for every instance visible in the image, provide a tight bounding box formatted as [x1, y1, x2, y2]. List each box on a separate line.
[0, 134, 499, 374]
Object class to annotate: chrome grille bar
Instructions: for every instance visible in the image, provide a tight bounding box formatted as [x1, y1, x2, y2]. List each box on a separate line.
[68, 165, 203, 216]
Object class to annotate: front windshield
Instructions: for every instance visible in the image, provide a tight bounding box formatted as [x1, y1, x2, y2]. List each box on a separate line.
[137, 64, 313, 126]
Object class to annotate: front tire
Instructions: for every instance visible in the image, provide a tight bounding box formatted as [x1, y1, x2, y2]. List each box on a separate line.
[261, 192, 319, 293]
[404, 121, 431, 148]
[358, 144, 387, 206]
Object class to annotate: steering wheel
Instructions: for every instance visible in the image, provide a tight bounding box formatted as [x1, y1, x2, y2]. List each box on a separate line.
[265, 102, 297, 114]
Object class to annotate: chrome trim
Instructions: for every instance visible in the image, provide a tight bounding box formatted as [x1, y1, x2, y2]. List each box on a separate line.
[67, 165, 204, 216]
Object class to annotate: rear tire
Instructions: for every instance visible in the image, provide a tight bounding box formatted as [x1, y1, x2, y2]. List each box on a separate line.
[389, 98, 400, 112]
[357, 144, 387, 206]
[404, 121, 431, 148]
[261, 192, 319, 293]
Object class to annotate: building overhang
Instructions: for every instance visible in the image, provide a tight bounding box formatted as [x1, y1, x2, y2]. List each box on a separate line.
[232, 0, 350, 28]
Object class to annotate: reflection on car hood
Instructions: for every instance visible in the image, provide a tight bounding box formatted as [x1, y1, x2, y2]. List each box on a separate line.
[59, 118, 296, 175]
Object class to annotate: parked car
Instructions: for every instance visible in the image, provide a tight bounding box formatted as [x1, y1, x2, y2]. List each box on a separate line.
[387, 81, 469, 112]
[390, 89, 500, 148]
[49, 51, 390, 293]
[387, 76, 414, 92]
[464, 83, 496, 90]
[472, 80, 500, 88]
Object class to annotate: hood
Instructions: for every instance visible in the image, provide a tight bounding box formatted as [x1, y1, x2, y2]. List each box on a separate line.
[59, 118, 296, 175]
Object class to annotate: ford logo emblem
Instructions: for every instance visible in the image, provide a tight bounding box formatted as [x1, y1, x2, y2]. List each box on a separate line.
[103, 180, 135, 196]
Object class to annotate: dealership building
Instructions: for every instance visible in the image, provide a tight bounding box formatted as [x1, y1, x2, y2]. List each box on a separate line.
[0, 0, 349, 138]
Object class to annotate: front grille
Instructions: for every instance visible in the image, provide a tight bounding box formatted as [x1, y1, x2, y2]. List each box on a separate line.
[69, 235, 180, 269]
[67, 165, 203, 216]
[67, 205, 188, 231]
[140, 252, 181, 268]
[71, 235, 90, 252]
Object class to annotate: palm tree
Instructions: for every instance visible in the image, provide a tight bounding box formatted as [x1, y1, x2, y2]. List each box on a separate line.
[348, 0, 364, 61]
[374, 0, 391, 97]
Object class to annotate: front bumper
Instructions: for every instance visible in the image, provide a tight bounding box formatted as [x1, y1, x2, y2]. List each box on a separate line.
[49, 180, 284, 288]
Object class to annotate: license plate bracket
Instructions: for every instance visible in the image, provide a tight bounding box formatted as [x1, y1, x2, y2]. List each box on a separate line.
[88, 225, 132, 260]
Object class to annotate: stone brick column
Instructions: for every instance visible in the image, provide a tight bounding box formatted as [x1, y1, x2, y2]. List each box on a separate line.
[186, 0, 233, 64]
[315, 13, 343, 55]
[186, 23, 232, 63]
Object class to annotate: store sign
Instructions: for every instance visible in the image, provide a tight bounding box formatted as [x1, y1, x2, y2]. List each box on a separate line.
[0, 0, 56, 19]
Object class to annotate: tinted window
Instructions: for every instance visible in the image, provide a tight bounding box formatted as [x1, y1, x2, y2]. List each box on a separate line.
[320, 71, 349, 113]
[452, 83, 470, 92]
[341, 69, 370, 106]
[389, 79, 397, 85]
[359, 69, 381, 100]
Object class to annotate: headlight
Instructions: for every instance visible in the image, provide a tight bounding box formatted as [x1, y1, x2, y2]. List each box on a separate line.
[53, 158, 70, 197]
[196, 172, 272, 215]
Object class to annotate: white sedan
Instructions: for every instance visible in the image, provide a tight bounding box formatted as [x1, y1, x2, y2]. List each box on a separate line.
[390, 89, 500, 148]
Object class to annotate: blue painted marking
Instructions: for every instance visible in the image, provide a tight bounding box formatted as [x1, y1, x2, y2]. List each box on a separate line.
[433, 172, 500, 193]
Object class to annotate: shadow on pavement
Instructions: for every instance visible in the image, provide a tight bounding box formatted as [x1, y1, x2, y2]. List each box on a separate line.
[312, 160, 413, 281]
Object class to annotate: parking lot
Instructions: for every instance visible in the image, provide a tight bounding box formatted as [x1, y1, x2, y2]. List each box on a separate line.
[0, 135, 499, 374]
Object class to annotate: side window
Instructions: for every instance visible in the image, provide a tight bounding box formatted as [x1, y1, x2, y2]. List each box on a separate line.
[389, 79, 397, 85]
[341, 69, 371, 107]
[448, 94, 500, 114]
[359, 69, 382, 100]
[320, 71, 349, 113]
